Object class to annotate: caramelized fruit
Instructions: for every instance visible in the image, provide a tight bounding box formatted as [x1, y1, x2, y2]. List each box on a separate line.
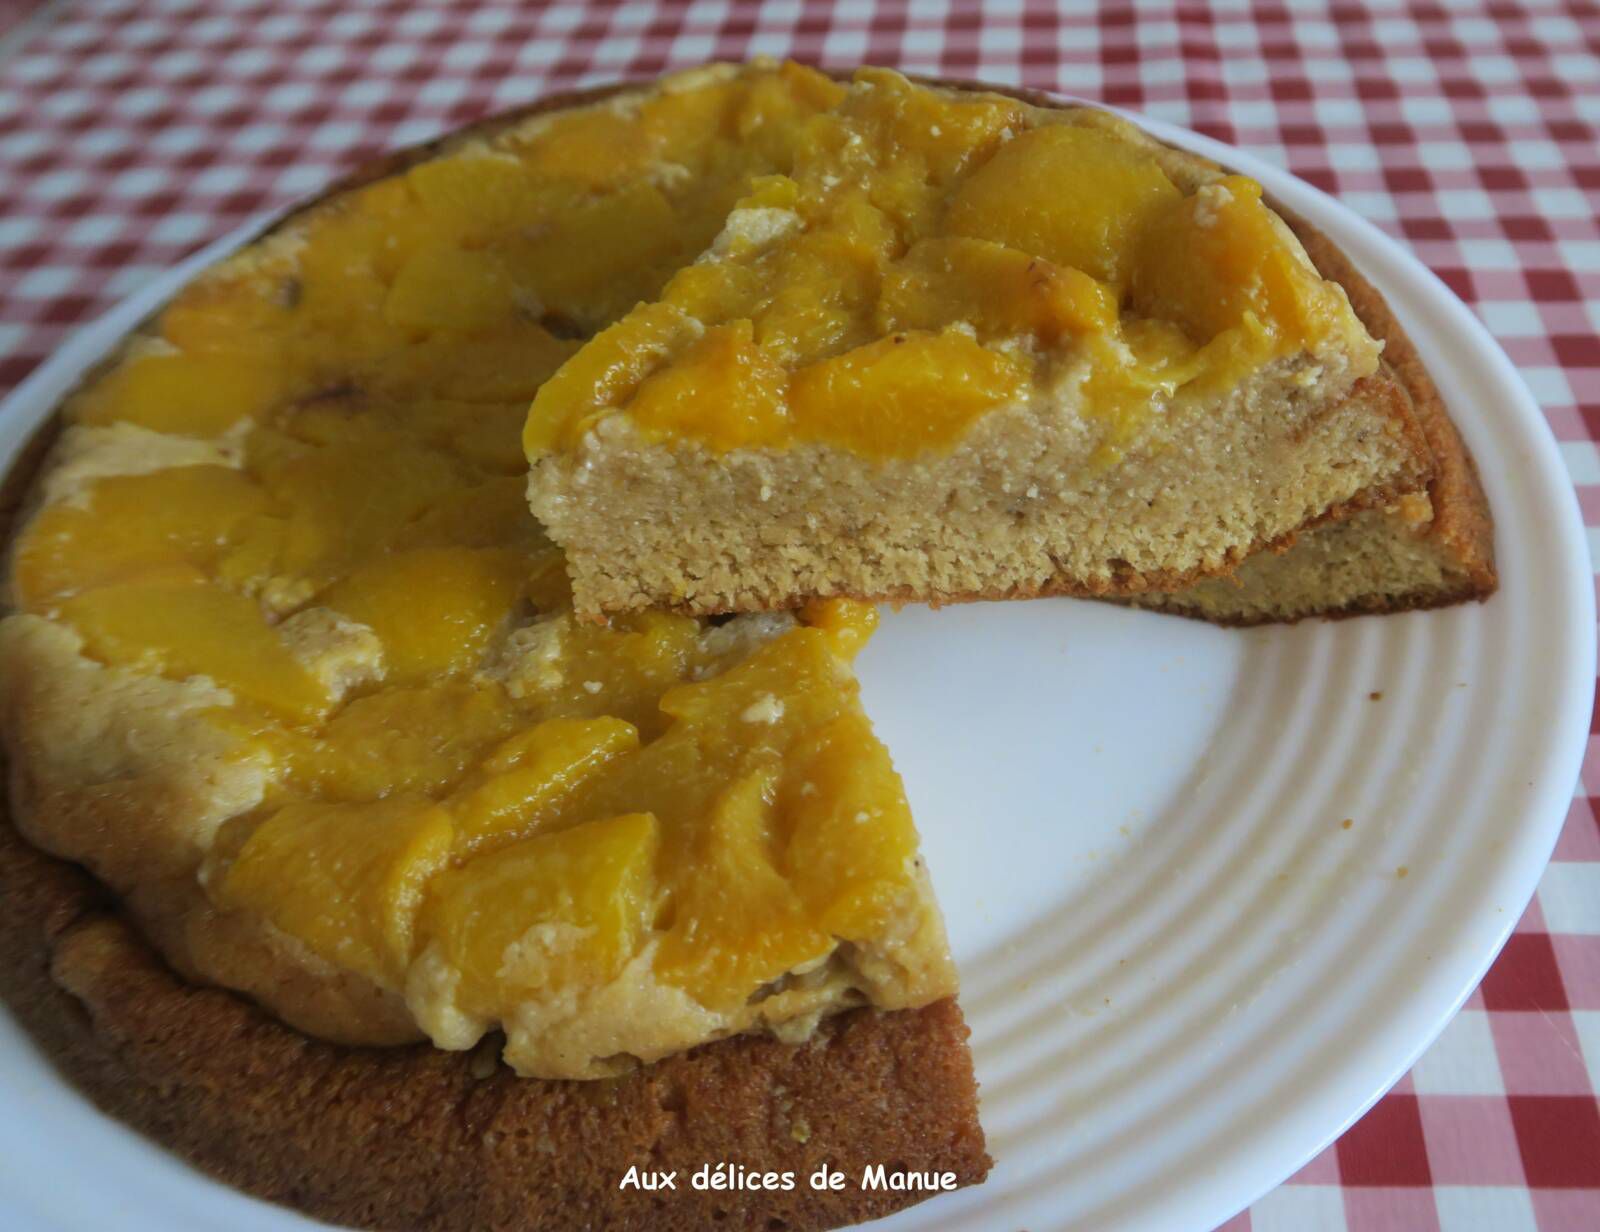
[524, 68, 1350, 460]
[15, 62, 949, 1075]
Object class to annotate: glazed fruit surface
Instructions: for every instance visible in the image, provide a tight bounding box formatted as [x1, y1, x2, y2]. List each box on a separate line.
[524, 65, 1355, 464]
[6, 61, 957, 1078]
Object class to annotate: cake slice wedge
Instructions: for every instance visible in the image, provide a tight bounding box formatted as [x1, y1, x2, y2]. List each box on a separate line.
[524, 68, 1434, 618]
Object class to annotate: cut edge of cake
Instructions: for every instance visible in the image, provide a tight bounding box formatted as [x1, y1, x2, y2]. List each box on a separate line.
[1134, 203, 1496, 625]
[532, 363, 1431, 619]
[523, 74, 1438, 619]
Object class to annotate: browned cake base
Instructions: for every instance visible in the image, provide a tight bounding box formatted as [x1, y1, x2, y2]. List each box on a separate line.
[0, 799, 990, 1232]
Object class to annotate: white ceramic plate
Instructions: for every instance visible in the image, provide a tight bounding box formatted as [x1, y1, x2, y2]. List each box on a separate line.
[0, 112, 1591, 1232]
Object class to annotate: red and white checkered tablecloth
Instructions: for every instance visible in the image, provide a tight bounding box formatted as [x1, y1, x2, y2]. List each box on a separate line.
[0, 1, 1596, 1229]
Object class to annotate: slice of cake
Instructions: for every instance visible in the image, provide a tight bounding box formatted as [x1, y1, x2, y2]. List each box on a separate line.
[1140, 211, 1495, 623]
[523, 67, 1434, 618]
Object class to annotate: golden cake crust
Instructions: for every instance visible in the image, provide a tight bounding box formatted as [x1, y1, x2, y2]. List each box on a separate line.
[1282, 207, 1496, 604]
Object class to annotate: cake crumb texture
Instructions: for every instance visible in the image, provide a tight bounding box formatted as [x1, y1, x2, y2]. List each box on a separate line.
[1139, 204, 1495, 624]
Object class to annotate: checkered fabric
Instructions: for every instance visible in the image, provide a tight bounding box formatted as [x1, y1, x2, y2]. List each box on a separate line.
[0, 4, 36, 42]
[0, 0, 1595, 1228]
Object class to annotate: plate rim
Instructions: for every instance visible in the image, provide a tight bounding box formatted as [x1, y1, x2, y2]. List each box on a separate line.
[1056, 98, 1596, 1231]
